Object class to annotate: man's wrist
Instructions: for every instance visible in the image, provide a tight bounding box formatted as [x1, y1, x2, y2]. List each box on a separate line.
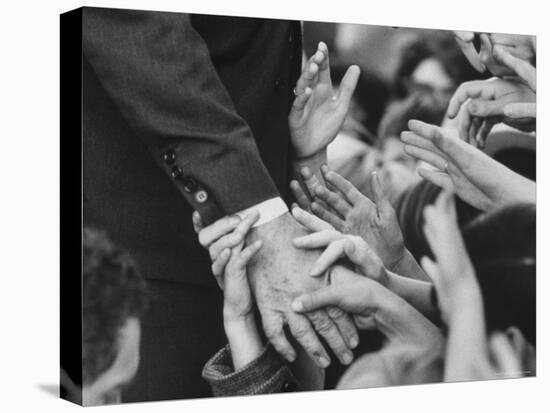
[236, 197, 289, 229]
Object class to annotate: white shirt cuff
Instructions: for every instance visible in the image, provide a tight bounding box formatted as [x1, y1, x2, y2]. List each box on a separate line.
[236, 197, 289, 228]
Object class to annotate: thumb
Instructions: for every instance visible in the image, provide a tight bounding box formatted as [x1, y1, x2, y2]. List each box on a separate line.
[292, 286, 341, 312]
[503, 102, 536, 119]
[336, 65, 360, 106]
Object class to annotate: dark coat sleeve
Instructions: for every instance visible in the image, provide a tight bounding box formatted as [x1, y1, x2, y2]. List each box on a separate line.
[82, 7, 280, 225]
[202, 344, 298, 396]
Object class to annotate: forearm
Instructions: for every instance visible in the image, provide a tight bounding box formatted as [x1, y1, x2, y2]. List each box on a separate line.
[224, 316, 265, 370]
[444, 285, 487, 381]
[386, 271, 438, 321]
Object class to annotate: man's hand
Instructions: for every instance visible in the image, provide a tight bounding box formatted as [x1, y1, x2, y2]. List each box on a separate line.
[247, 212, 359, 368]
[288, 42, 360, 159]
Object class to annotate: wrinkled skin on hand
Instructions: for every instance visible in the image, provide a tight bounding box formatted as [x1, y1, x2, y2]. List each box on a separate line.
[247, 212, 358, 368]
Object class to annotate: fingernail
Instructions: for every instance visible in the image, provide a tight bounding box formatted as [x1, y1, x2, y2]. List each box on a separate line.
[291, 300, 303, 312]
[309, 267, 320, 277]
[318, 356, 330, 368]
[342, 352, 353, 365]
[287, 352, 296, 363]
[349, 337, 359, 349]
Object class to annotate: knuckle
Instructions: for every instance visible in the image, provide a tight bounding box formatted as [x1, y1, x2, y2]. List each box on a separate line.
[310, 312, 334, 335]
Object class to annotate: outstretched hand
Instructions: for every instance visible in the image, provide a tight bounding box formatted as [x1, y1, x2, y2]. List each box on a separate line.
[292, 166, 406, 271]
[446, 77, 536, 147]
[401, 119, 536, 211]
[289, 41, 360, 159]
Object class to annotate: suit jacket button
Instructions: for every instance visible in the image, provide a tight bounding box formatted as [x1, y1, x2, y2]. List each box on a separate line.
[170, 166, 183, 179]
[163, 150, 176, 165]
[195, 190, 208, 203]
[275, 77, 282, 88]
[182, 177, 198, 193]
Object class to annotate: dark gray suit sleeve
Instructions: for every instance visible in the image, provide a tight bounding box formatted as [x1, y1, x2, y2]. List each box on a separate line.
[202, 344, 298, 396]
[82, 7, 280, 225]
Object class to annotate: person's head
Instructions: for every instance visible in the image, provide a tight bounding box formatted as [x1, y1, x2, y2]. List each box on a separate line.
[81, 227, 148, 405]
[395, 32, 488, 99]
[462, 203, 536, 345]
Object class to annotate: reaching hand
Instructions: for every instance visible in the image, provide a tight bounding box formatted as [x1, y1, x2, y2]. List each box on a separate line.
[401, 119, 536, 211]
[419, 191, 477, 322]
[291, 265, 442, 347]
[420, 191, 524, 381]
[289, 41, 360, 159]
[446, 77, 536, 147]
[193, 210, 261, 288]
[453, 31, 535, 78]
[291, 208, 387, 284]
[295, 166, 406, 271]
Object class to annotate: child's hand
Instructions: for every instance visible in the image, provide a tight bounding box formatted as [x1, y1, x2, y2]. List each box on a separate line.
[289, 42, 360, 159]
[222, 237, 263, 323]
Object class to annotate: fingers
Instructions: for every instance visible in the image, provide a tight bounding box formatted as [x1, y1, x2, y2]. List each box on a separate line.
[417, 167, 454, 191]
[198, 214, 241, 248]
[286, 312, 331, 368]
[489, 332, 522, 377]
[404, 144, 448, 171]
[306, 309, 354, 365]
[293, 229, 343, 251]
[291, 205, 334, 232]
[192, 211, 203, 234]
[261, 312, 296, 362]
[314, 41, 331, 85]
[295, 61, 320, 96]
[211, 248, 231, 281]
[370, 171, 392, 212]
[420, 256, 442, 290]
[292, 87, 312, 114]
[300, 167, 324, 200]
[407, 119, 471, 167]
[292, 285, 344, 312]
[314, 185, 352, 217]
[454, 33, 486, 74]
[336, 65, 361, 109]
[308, 238, 349, 276]
[208, 211, 260, 260]
[311, 201, 346, 231]
[475, 117, 499, 148]
[323, 170, 362, 204]
[401, 130, 445, 156]
[232, 240, 263, 272]
[504, 102, 536, 119]
[326, 306, 359, 349]
[493, 45, 536, 92]
[290, 179, 311, 210]
[447, 83, 483, 119]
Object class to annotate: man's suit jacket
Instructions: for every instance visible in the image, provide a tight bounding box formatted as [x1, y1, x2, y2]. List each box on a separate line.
[82, 7, 302, 286]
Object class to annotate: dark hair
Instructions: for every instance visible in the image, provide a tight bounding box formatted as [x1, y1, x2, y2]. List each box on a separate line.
[376, 91, 448, 146]
[462, 203, 536, 344]
[394, 32, 489, 99]
[83, 227, 148, 385]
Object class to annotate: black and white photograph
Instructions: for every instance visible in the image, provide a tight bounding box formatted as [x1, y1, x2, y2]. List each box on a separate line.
[58, 5, 538, 406]
[2, 1, 546, 412]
